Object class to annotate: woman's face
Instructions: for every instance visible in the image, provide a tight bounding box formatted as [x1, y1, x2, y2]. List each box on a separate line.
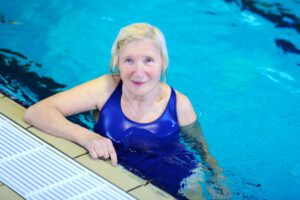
[118, 38, 163, 96]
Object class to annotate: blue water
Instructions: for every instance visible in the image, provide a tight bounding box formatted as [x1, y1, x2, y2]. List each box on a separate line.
[1, 0, 300, 199]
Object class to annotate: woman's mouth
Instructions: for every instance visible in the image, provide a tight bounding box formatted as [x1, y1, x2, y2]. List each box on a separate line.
[132, 80, 145, 86]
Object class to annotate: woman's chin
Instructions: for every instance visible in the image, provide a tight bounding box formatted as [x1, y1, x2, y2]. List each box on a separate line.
[131, 89, 148, 96]
[124, 81, 158, 96]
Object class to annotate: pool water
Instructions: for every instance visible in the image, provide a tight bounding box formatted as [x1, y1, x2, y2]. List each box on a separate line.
[1, 0, 300, 199]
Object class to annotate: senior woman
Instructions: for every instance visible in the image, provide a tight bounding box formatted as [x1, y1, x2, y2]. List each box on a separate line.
[24, 23, 229, 199]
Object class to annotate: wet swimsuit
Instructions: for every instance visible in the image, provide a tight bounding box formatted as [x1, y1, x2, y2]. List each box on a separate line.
[94, 81, 198, 199]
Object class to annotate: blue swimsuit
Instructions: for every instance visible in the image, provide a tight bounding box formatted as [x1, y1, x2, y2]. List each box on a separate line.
[94, 81, 198, 198]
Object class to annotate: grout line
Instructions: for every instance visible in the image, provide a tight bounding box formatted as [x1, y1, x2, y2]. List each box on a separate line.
[126, 178, 154, 193]
[25, 125, 33, 130]
[144, 179, 155, 186]
[74, 152, 89, 159]
[126, 184, 144, 193]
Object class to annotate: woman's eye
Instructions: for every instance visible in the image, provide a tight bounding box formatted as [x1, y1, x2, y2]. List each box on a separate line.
[145, 57, 154, 63]
[124, 58, 133, 64]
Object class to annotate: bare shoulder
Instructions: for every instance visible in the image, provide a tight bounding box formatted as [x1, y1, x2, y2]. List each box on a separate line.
[92, 74, 120, 108]
[175, 90, 197, 127]
[71, 74, 120, 110]
[61, 74, 118, 101]
[27, 74, 120, 116]
[90, 74, 119, 94]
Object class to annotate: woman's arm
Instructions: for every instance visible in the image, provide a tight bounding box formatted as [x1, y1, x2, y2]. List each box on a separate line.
[176, 92, 231, 198]
[176, 92, 222, 176]
[180, 121, 222, 176]
[23, 74, 119, 166]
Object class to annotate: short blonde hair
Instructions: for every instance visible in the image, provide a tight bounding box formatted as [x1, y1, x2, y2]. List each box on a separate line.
[110, 23, 169, 82]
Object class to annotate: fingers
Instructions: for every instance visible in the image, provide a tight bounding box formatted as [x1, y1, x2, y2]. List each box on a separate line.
[87, 137, 118, 166]
[94, 146, 109, 160]
[108, 144, 118, 166]
[89, 149, 98, 160]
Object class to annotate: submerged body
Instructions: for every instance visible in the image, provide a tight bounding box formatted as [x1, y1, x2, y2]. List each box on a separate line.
[94, 80, 199, 198]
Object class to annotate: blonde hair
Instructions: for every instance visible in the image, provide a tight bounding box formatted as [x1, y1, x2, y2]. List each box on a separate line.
[110, 23, 169, 82]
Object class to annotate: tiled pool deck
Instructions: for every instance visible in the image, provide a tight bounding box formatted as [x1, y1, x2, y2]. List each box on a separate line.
[0, 93, 175, 200]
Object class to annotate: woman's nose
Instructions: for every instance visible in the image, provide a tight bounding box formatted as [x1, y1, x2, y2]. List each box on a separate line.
[133, 62, 145, 76]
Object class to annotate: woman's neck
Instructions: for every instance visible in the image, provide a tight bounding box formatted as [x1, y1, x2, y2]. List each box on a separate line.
[122, 84, 162, 114]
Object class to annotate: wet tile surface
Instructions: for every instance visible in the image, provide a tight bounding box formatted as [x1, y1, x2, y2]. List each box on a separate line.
[76, 155, 146, 191]
[28, 127, 87, 158]
[129, 184, 175, 200]
[0, 98, 29, 128]
[0, 185, 24, 200]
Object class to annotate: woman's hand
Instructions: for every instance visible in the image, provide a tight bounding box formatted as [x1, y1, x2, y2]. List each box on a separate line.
[82, 133, 118, 166]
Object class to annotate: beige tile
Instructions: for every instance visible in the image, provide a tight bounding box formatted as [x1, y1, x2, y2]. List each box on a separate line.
[28, 127, 87, 158]
[0, 185, 24, 200]
[76, 155, 146, 191]
[0, 98, 29, 128]
[129, 184, 175, 200]
[115, 164, 147, 185]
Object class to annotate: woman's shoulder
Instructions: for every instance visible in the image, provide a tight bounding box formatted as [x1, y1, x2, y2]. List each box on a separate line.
[160, 83, 190, 106]
[25, 74, 120, 117]
[77, 74, 119, 98]
[96, 74, 120, 87]
[92, 74, 120, 107]
[172, 88, 197, 126]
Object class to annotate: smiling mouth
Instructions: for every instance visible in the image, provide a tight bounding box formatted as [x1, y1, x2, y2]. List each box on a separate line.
[131, 80, 145, 86]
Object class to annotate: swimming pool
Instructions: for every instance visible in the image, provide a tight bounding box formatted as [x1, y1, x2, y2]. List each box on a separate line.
[1, 0, 299, 199]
